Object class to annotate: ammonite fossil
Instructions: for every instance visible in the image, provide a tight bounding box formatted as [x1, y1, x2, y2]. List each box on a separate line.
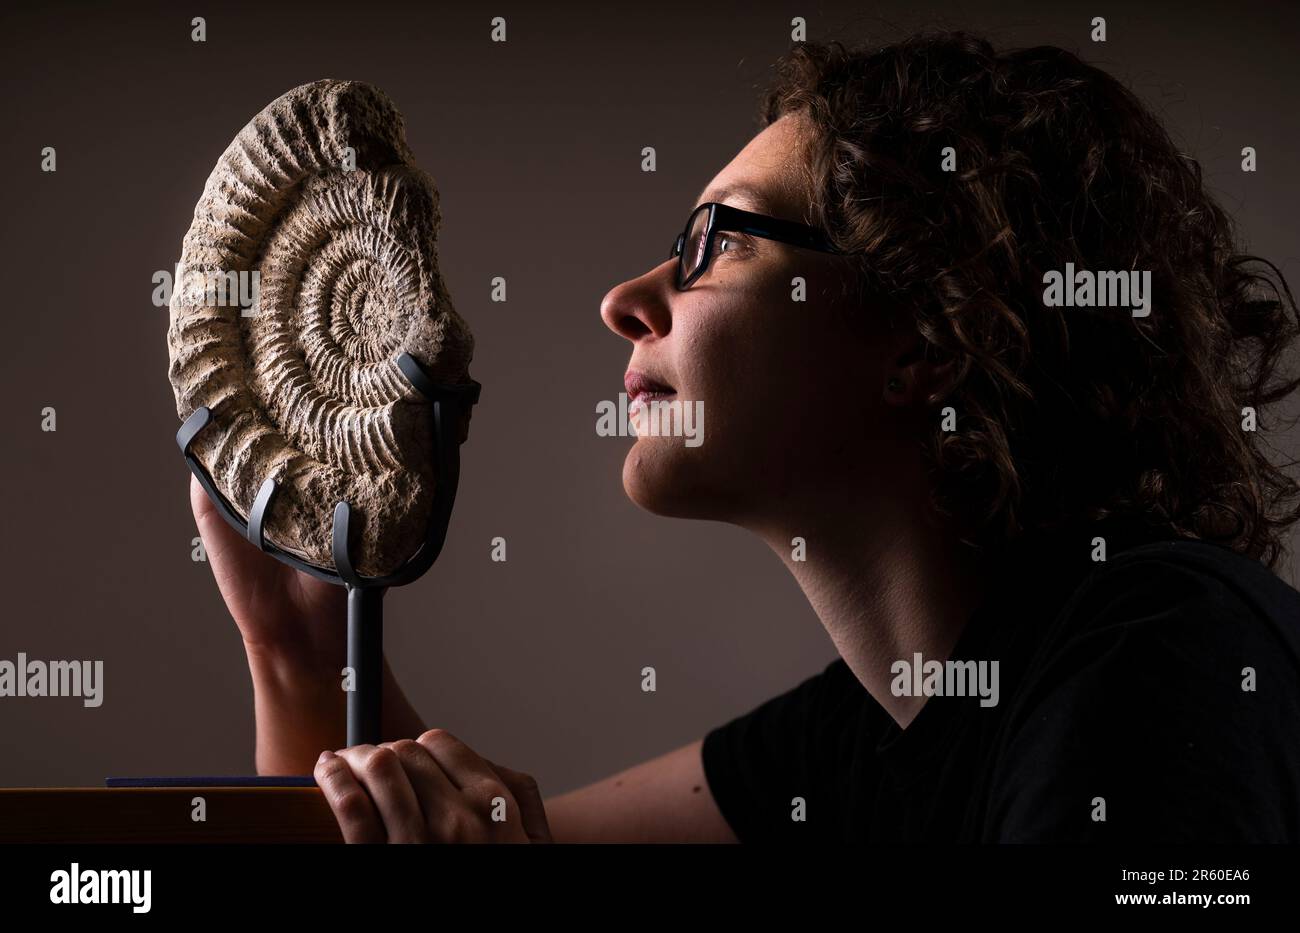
[167, 79, 473, 577]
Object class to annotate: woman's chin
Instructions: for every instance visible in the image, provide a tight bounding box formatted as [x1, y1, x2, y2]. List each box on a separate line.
[621, 441, 730, 520]
[623, 444, 676, 515]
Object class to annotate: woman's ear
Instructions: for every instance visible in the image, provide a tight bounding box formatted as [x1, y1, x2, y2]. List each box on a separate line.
[883, 334, 958, 407]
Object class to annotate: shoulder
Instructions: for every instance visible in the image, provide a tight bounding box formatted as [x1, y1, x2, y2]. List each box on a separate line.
[1047, 538, 1300, 665]
[987, 539, 1300, 842]
[1006, 538, 1300, 722]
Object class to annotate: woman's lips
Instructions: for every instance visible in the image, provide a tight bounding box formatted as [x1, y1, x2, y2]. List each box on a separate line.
[624, 370, 676, 402]
[624, 370, 677, 430]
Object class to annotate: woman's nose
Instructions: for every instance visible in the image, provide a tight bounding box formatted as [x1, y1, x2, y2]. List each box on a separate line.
[600, 259, 675, 342]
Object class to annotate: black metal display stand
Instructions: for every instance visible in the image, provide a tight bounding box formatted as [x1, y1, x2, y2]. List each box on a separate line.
[177, 352, 481, 746]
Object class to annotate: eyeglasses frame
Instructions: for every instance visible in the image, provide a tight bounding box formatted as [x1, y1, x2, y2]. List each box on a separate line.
[669, 201, 843, 290]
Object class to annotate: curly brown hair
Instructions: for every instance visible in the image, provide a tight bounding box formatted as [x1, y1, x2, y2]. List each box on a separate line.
[762, 31, 1300, 569]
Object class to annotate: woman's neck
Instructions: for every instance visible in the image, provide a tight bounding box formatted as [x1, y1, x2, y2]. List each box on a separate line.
[753, 472, 987, 729]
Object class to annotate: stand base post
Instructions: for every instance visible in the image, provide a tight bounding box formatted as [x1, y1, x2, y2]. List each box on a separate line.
[346, 586, 385, 746]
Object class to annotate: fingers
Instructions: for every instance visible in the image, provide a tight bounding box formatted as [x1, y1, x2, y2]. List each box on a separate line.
[332, 745, 430, 843]
[189, 473, 244, 557]
[381, 739, 459, 830]
[313, 750, 386, 843]
[416, 729, 528, 841]
[415, 728, 496, 791]
[189, 474, 270, 614]
[315, 733, 549, 844]
[484, 757, 552, 844]
[189, 472, 213, 522]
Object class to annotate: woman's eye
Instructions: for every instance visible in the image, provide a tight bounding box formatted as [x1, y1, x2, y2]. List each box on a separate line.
[717, 233, 750, 254]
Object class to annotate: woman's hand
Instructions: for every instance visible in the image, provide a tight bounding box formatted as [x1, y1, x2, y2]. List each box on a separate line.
[190, 474, 346, 664]
[190, 474, 428, 774]
[315, 730, 552, 843]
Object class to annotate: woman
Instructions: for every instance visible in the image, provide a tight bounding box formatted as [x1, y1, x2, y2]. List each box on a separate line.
[192, 32, 1300, 842]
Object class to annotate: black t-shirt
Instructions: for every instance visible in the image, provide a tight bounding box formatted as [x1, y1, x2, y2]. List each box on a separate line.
[701, 519, 1300, 842]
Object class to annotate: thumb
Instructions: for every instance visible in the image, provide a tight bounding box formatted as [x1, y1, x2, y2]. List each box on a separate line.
[190, 473, 278, 614]
[190, 473, 245, 548]
[191, 473, 254, 560]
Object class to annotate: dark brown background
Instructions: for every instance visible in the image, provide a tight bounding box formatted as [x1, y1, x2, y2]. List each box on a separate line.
[1, 0, 1297, 796]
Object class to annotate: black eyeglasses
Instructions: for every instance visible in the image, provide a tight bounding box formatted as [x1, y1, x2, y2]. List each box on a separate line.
[669, 201, 842, 290]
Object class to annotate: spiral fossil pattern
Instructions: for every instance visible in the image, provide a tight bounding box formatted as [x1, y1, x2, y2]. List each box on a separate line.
[166, 80, 473, 576]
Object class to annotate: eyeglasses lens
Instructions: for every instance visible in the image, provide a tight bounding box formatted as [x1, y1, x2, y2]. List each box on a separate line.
[678, 206, 711, 287]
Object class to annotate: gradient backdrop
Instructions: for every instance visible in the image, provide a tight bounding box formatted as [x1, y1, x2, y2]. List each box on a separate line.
[1, 0, 1297, 796]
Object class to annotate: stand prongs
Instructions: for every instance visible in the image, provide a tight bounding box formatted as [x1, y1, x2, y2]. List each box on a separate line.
[177, 406, 213, 455]
[248, 477, 278, 551]
[331, 500, 363, 588]
[177, 355, 482, 746]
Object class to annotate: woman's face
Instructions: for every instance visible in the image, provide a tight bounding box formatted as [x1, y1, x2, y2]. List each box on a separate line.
[599, 111, 896, 529]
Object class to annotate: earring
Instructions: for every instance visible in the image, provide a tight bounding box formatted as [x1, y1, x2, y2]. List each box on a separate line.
[887, 377, 903, 393]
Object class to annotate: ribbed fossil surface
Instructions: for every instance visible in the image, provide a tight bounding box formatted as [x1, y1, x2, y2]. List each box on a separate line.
[167, 79, 473, 577]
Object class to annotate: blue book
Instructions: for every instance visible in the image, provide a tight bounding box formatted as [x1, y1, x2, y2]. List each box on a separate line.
[105, 776, 317, 787]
